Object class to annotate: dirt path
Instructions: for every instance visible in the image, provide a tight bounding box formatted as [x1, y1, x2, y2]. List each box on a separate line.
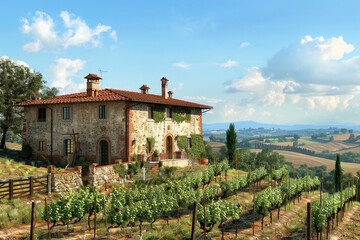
[329, 204, 360, 240]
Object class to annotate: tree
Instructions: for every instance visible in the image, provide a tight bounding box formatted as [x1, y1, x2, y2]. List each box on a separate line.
[0, 57, 44, 149]
[349, 129, 354, 134]
[293, 134, 300, 140]
[348, 134, 355, 142]
[226, 123, 237, 166]
[41, 86, 58, 99]
[340, 128, 347, 134]
[329, 136, 334, 142]
[334, 154, 343, 192]
[334, 130, 339, 134]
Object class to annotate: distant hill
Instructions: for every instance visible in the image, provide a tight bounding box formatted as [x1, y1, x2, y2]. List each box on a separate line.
[203, 120, 360, 131]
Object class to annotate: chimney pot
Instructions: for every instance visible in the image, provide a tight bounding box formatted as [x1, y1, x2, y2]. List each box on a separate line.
[161, 77, 169, 99]
[84, 73, 102, 97]
[168, 91, 173, 98]
[139, 84, 150, 94]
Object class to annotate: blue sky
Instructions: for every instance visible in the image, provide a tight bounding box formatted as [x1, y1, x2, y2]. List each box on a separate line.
[2, 1, 360, 125]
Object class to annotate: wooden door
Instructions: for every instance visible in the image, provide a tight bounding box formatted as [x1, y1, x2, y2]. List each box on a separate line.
[166, 136, 173, 159]
[100, 140, 109, 165]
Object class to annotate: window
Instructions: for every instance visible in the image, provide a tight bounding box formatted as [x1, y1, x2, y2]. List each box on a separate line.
[187, 138, 192, 148]
[148, 106, 153, 119]
[166, 108, 172, 118]
[64, 139, 74, 155]
[38, 108, 46, 122]
[37, 140, 46, 153]
[99, 105, 107, 119]
[63, 107, 71, 120]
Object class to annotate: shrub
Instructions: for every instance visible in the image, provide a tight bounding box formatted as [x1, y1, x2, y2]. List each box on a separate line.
[113, 164, 127, 178]
[21, 143, 33, 159]
[186, 134, 205, 159]
[6, 208, 18, 221]
[5, 159, 12, 167]
[140, 160, 145, 168]
[20, 205, 32, 223]
[75, 157, 92, 171]
[159, 160, 163, 167]
[153, 150, 159, 157]
[17, 163, 24, 169]
[133, 154, 138, 161]
[146, 137, 155, 153]
[8, 168, 16, 174]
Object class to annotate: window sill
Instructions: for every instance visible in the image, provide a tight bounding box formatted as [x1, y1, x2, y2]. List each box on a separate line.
[147, 119, 154, 122]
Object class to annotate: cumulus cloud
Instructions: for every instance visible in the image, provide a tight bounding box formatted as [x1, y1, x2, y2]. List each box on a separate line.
[21, 11, 116, 52]
[225, 36, 360, 112]
[172, 62, 191, 69]
[221, 105, 255, 120]
[220, 60, 238, 69]
[240, 42, 250, 48]
[48, 58, 86, 94]
[183, 96, 222, 104]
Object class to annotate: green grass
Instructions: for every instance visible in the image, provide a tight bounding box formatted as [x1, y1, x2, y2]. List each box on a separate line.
[299, 137, 319, 144]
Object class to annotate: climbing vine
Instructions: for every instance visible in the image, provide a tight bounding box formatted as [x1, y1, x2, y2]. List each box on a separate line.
[146, 137, 155, 153]
[186, 134, 205, 159]
[172, 108, 191, 123]
[176, 135, 188, 149]
[153, 106, 165, 123]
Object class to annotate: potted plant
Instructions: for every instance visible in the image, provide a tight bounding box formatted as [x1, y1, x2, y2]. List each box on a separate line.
[199, 152, 209, 165]
[153, 150, 160, 161]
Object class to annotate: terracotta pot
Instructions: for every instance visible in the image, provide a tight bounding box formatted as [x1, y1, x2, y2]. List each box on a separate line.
[200, 159, 209, 165]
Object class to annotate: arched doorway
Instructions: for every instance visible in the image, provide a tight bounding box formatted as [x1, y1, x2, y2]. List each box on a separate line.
[166, 135, 173, 159]
[99, 140, 109, 165]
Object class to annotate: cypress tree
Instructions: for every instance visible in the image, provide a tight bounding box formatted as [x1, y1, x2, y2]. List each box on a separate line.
[226, 123, 237, 166]
[334, 154, 343, 192]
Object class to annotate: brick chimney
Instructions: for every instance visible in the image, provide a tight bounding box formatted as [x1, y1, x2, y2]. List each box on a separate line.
[140, 84, 150, 94]
[168, 91, 173, 98]
[161, 77, 169, 99]
[84, 73, 102, 97]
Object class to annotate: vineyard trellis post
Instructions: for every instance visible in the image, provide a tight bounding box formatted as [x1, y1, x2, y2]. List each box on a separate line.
[253, 183, 255, 236]
[103, 195, 107, 235]
[203, 185, 206, 240]
[340, 183, 343, 221]
[249, 164, 251, 195]
[45, 198, 51, 240]
[30, 200, 36, 240]
[191, 201, 198, 240]
[9, 179, 14, 200]
[94, 195, 97, 240]
[320, 170, 323, 208]
[307, 202, 311, 240]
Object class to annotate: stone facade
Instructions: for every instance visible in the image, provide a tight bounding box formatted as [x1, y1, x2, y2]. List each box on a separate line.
[49, 166, 83, 193]
[88, 163, 120, 188]
[23, 101, 202, 165]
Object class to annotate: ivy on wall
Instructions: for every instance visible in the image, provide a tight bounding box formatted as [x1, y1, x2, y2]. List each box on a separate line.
[176, 135, 188, 149]
[146, 137, 155, 153]
[153, 106, 165, 123]
[172, 108, 191, 123]
[186, 134, 206, 159]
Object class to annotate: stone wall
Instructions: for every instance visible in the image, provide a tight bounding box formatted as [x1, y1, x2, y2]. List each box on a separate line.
[23, 101, 126, 165]
[48, 165, 83, 193]
[130, 104, 202, 156]
[88, 163, 120, 188]
[161, 159, 195, 168]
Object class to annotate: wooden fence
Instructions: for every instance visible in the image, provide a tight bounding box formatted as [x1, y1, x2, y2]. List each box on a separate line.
[0, 173, 51, 199]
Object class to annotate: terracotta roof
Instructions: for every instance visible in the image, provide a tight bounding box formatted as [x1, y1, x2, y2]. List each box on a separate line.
[17, 88, 212, 109]
[139, 84, 150, 90]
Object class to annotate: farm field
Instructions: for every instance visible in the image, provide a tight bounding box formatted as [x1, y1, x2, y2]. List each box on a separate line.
[301, 141, 359, 153]
[250, 149, 360, 174]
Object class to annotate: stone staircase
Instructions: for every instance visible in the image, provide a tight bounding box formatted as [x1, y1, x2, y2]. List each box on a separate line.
[134, 162, 159, 180]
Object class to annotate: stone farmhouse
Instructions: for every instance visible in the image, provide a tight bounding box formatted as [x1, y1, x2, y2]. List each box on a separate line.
[18, 74, 212, 166]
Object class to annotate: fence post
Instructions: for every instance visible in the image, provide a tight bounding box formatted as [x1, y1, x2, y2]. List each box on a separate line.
[9, 179, 14, 200]
[30, 201, 36, 240]
[29, 177, 34, 196]
[191, 201, 198, 240]
[47, 165, 55, 196]
[45, 198, 51, 240]
[307, 202, 312, 240]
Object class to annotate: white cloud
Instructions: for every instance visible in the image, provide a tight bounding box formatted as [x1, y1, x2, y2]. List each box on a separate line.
[0, 56, 33, 72]
[220, 60, 238, 69]
[225, 36, 360, 112]
[172, 62, 191, 69]
[110, 30, 117, 41]
[48, 58, 86, 94]
[173, 83, 184, 90]
[183, 96, 222, 104]
[21, 11, 115, 52]
[261, 111, 271, 117]
[240, 42, 250, 48]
